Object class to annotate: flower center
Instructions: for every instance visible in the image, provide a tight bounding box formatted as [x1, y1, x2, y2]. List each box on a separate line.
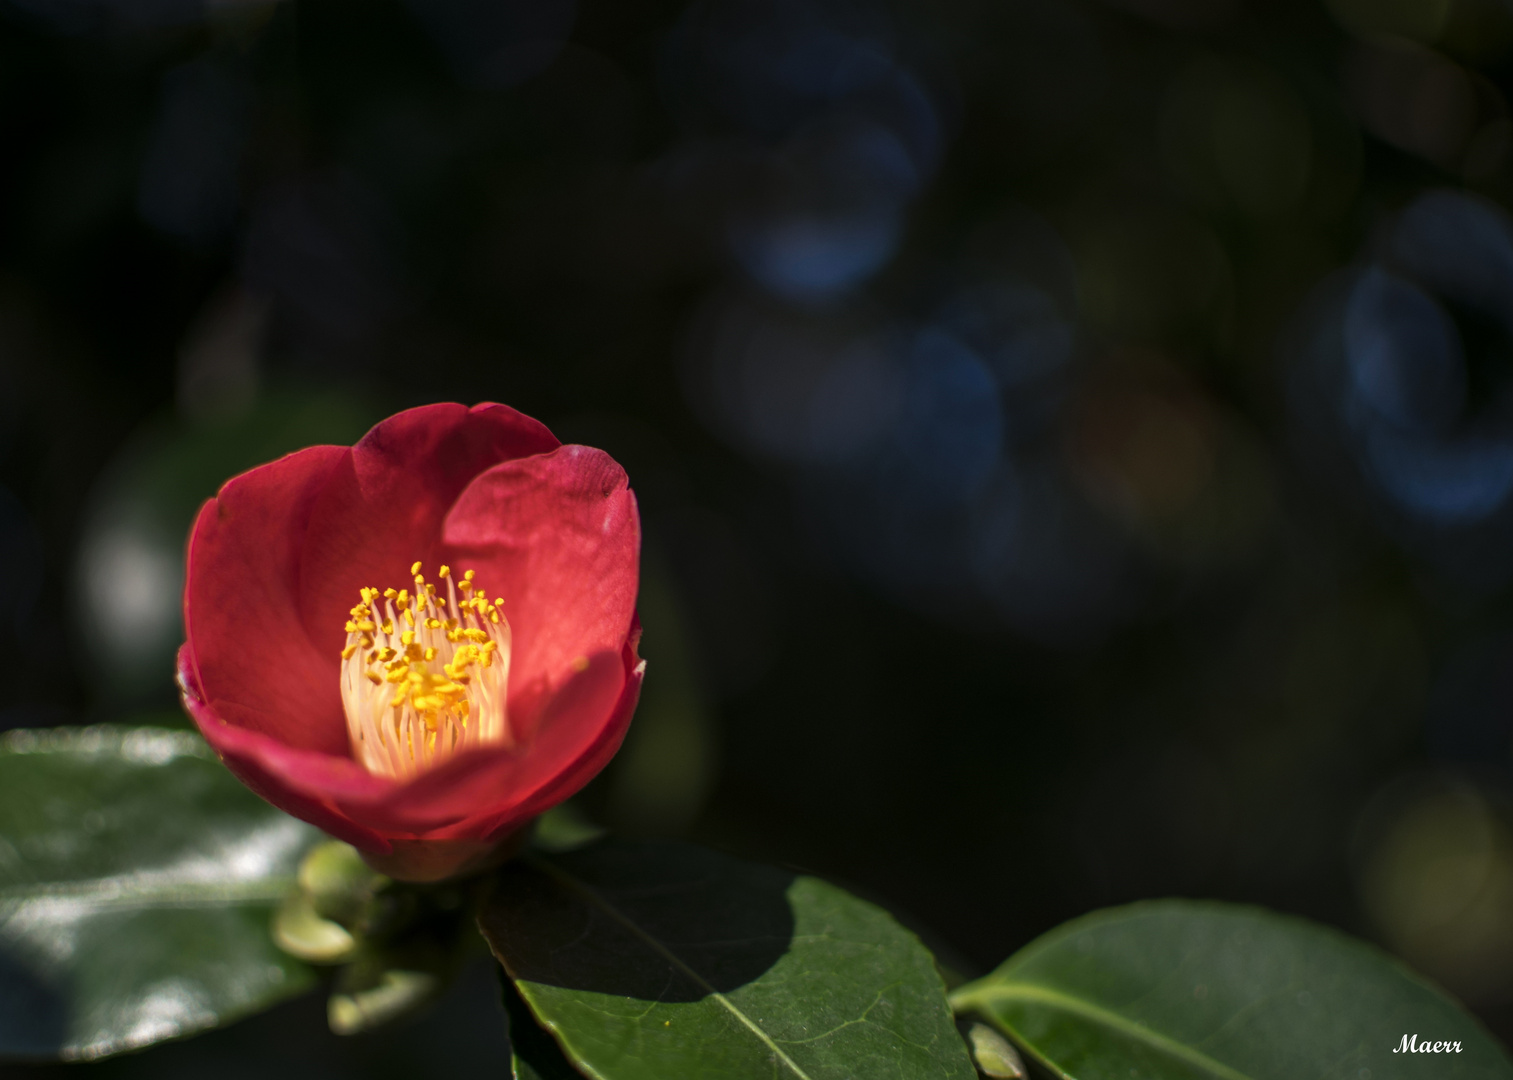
[339, 562, 512, 780]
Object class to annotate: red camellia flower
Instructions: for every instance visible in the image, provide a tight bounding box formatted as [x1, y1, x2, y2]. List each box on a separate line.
[176, 403, 642, 882]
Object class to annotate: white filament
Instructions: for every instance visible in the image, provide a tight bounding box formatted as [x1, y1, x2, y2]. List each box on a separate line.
[338, 572, 512, 781]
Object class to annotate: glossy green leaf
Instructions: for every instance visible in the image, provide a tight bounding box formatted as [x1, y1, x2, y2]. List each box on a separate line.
[951, 900, 1513, 1080]
[0, 725, 324, 1061]
[478, 839, 975, 1080]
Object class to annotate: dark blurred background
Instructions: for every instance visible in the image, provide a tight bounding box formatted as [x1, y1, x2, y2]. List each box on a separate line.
[5, 0, 1513, 1071]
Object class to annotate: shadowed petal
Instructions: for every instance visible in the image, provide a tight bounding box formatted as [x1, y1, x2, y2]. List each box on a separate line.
[178, 646, 391, 851]
[441, 444, 640, 736]
[183, 444, 349, 753]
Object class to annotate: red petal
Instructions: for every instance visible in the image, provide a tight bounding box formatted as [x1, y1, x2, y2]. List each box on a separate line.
[183, 444, 349, 753]
[440, 444, 640, 735]
[298, 402, 559, 659]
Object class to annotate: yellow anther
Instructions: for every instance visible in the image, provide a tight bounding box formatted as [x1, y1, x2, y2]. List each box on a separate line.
[340, 562, 511, 780]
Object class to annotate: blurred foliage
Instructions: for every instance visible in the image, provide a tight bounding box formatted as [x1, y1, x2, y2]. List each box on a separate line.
[3, 0, 1513, 1068]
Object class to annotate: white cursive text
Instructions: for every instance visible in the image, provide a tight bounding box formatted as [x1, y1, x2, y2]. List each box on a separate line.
[1394, 1035, 1462, 1053]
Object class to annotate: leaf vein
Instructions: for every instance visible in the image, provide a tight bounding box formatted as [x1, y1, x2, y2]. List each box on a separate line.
[526, 855, 817, 1080]
[953, 982, 1258, 1080]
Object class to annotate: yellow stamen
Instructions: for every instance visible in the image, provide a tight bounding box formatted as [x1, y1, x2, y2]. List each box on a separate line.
[339, 562, 513, 781]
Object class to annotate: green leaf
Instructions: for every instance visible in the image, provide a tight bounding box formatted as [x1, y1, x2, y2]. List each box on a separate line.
[951, 900, 1513, 1080]
[501, 973, 587, 1080]
[478, 838, 975, 1080]
[0, 725, 324, 1061]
